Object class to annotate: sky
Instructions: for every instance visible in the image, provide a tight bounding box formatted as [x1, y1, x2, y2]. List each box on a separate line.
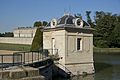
[0, 0, 120, 33]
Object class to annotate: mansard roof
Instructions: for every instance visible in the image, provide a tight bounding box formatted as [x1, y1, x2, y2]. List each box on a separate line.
[57, 14, 75, 25]
[46, 14, 90, 28]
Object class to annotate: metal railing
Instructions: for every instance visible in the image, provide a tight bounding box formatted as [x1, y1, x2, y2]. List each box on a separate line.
[14, 50, 49, 64]
[47, 49, 58, 56]
[0, 49, 58, 70]
[0, 54, 22, 70]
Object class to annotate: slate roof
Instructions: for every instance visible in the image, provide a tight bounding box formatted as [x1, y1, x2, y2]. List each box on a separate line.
[57, 15, 75, 25]
[46, 14, 90, 28]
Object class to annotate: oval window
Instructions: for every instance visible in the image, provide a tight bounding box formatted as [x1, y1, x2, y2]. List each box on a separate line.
[75, 18, 83, 28]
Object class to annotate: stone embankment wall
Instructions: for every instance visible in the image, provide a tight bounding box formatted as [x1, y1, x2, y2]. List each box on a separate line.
[0, 66, 45, 80]
[0, 37, 33, 45]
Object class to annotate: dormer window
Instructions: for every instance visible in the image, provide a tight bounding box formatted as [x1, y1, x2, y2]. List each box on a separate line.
[50, 19, 57, 28]
[47, 14, 90, 28]
[77, 19, 81, 26]
[53, 22, 55, 26]
[75, 18, 83, 28]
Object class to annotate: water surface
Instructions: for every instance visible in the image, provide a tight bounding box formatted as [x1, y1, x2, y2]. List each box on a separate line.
[54, 53, 120, 80]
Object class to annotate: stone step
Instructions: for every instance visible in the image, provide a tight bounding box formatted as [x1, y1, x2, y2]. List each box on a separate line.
[17, 76, 45, 80]
[0, 76, 45, 80]
[0, 66, 41, 79]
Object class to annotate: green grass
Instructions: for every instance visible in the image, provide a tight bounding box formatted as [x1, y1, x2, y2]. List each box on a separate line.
[94, 47, 120, 54]
[0, 43, 31, 51]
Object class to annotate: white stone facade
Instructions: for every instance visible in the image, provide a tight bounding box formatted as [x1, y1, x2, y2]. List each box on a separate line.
[43, 14, 95, 75]
[13, 27, 37, 38]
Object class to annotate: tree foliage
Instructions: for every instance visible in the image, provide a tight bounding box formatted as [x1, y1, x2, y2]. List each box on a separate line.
[109, 22, 120, 47]
[0, 32, 13, 37]
[86, 11, 92, 24]
[33, 21, 48, 27]
[30, 28, 43, 51]
[43, 21, 48, 26]
[33, 21, 42, 27]
[0, 33, 4, 37]
[86, 11, 120, 48]
[74, 13, 82, 19]
[86, 11, 95, 28]
[31, 20, 48, 51]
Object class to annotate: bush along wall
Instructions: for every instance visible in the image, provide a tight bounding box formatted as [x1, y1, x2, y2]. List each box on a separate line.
[30, 28, 43, 51]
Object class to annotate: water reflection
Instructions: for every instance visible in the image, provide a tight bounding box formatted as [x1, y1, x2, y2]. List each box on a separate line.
[53, 53, 120, 80]
[94, 66, 113, 80]
[71, 75, 94, 80]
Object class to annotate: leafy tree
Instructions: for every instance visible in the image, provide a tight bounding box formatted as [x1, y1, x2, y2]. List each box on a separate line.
[86, 11, 95, 28]
[31, 20, 48, 51]
[93, 11, 120, 48]
[0, 33, 4, 37]
[0, 32, 13, 37]
[4, 32, 13, 37]
[94, 12, 111, 47]
[109, 22, 120, 47]
[34, 21, 42, 27]
[43, 21, 48, 26]
[33, 21, 48, 27]
[74, 13, 82, 19]
[86, 11, 92, 24]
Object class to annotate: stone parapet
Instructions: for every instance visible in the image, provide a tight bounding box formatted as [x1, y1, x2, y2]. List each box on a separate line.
[0, 66, 45, 80]
[0, 37, 33, 45]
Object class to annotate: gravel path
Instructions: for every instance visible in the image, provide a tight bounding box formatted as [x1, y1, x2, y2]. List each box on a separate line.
[0, 50, 20, 54]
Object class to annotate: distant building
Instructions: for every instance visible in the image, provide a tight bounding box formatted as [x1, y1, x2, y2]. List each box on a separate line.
[43, 14, 95, 75]
[0, 27, 37, 45]
[13, 27, 37, 38]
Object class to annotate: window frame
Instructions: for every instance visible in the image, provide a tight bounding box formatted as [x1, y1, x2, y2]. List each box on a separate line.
[76, 38, 82, 51]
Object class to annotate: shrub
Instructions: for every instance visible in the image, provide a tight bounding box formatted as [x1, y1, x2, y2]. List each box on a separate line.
[30, 28, 43, 51]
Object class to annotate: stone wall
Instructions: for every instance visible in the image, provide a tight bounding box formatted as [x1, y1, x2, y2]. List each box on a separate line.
[0, 37, 33, 45]
[13, 27, 37, 38]
[65, 32, 94, 75]
[0, 66, 45, 80]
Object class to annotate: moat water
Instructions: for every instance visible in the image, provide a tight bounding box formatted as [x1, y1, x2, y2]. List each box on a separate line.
[53, 53, 120, 80]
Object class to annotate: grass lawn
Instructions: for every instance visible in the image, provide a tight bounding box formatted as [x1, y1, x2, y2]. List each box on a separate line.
[0, 43, 31, 51]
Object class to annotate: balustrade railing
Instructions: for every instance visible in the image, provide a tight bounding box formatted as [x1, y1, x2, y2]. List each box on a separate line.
[0, 49, 58, 70]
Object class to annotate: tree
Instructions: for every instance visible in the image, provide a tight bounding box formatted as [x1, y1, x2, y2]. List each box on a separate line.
[74, 13, 82, 19]
[33, 21, 48, 27]
[34, 21, 42, 27]
[30, 28, 43, 51]
[86, 11, 92, 24]
[0, 33, 4, 37]
[4, 32, 13, 37]
[86, 11, 95, 28]
[0, 32, 13, 37]
[43, 21, 48, 26]
[31, 20, 48, 51]
[93, 11, 120, 48]
[109, 22, 120, 47]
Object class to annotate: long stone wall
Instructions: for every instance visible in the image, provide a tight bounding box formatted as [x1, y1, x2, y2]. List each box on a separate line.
[0, 37, 33, 45]
[13, 27, 37, 38]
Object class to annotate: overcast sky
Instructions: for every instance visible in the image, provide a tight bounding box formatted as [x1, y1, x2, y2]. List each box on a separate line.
[0, 0, 120, 33]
